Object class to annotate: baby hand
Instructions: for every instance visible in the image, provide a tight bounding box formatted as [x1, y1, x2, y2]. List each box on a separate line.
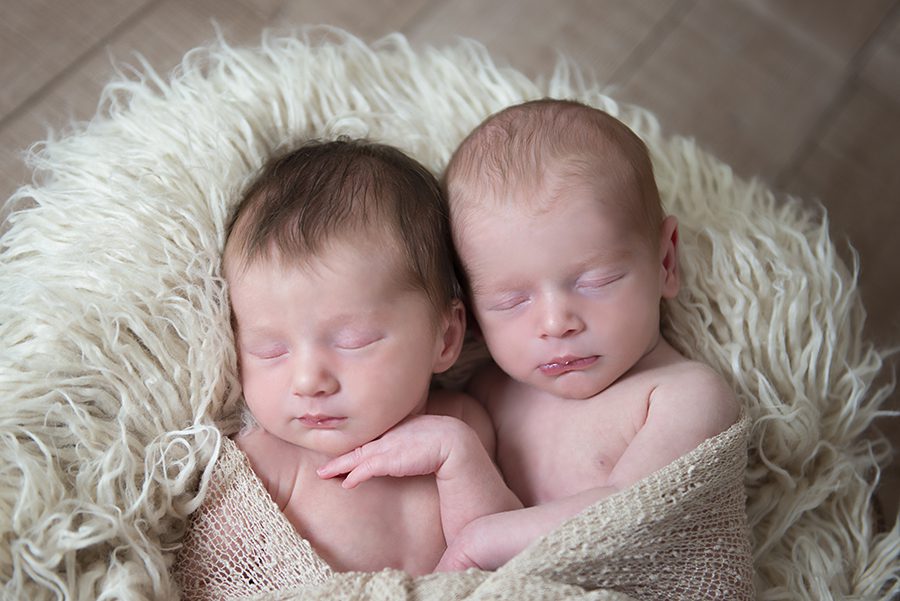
[434, 512, 525, 572]
[316, 414, 477, 489]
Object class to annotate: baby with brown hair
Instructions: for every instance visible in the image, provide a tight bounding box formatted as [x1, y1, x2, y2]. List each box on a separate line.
[221, 139, 518, 575]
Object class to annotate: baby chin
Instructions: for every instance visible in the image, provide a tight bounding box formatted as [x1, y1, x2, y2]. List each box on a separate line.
[529, 370, 608, 400]
[289, 422, 365, 458]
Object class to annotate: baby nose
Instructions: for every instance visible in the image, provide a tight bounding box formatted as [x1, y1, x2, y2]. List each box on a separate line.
[540, 296, 584, 339]
[291, 357, 339, 397]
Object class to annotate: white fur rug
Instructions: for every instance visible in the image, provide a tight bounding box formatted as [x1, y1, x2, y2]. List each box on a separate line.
[1, 27, 897, 601]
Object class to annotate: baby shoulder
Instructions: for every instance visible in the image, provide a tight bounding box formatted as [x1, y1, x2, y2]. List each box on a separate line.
[650, 360, 740, 437]
[233, 428, 301, 509]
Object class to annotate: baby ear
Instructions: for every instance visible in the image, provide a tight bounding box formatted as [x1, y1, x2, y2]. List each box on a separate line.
[659, 215, 680, 299]
[433, 300, 466, 373]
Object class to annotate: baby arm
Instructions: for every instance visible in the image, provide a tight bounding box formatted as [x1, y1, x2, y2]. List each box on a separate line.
[436, 484, 617, 571]
[439, 362, 740, 571]
[317, 391, 522, 544]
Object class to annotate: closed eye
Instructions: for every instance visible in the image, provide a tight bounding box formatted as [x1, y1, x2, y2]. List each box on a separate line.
[247, 347, 288, 360]
[576, 273, 624, 290]
[334, 333, 384, 350]
[487, 295, 530, 312]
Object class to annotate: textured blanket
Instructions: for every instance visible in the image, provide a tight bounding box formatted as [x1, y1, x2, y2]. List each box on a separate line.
[2, 27, 898, 601]
[173, 415, 753, 600]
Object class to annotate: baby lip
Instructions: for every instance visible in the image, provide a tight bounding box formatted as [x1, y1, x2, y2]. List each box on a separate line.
[298, 414, 345, 427]
[538, 355, 598, 375]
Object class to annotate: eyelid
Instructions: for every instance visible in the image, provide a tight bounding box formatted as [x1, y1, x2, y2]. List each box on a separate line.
[334, 332, 384, 350]
[244, 345, 288, 360]
[487, 294, 529, 312]
[576, 273, 624, 288]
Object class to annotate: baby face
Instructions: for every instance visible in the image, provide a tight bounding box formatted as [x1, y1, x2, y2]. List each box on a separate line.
[456, 177, 675, 400]
[227, 237, 447, 457]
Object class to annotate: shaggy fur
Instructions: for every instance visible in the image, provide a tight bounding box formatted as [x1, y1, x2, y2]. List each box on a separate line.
[0, 27, 897, 600]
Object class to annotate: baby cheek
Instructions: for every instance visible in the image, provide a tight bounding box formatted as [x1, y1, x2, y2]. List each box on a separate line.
[481, 321, 527, 367]
[241, 364, 286, 414]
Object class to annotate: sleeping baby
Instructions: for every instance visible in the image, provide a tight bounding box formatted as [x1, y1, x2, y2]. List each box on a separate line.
[438, 98, 742, 568]
[175, 138, 519, 594]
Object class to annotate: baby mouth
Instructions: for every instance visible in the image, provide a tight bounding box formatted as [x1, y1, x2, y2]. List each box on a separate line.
[298, 414, 346, 428]
[538, 355, 598, 376]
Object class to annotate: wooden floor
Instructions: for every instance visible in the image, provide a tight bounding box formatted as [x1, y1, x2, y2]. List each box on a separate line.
[2, 0, 898, 520]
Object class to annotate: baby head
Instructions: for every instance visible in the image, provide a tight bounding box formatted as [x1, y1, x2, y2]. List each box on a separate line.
[444, 99, 679, 400]
[224, 139, 465, 457]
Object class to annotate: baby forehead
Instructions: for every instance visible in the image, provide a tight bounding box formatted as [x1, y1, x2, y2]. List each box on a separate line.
[451, 176, 631, 235]
[457, 208, 633, 266]
[452, 150, 635, 207]
[232, 230, 408, 281]
[228, 247, 429, 319]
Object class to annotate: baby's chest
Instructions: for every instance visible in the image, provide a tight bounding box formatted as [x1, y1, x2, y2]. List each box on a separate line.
[282, 473, 444, 574]
[494, 389, 648, 505]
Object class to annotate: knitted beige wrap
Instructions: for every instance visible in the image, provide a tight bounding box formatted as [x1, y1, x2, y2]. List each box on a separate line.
[172, 437, 332, 599]
[173, 415, 752, 601]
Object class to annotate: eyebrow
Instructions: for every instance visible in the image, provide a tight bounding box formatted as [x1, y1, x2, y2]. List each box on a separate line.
[233, 322, 279, 340]
[468, 276, 527, 297]
[236, 309, 387, 336]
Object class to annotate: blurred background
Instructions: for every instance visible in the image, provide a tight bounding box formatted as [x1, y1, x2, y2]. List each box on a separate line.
[2, 0, 897, 520]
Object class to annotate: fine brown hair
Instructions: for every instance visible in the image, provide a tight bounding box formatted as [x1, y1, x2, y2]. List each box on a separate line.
[443, 98, 664, 246]
[225, 138, 460, 313]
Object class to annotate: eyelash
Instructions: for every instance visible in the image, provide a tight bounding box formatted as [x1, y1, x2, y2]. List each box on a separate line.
[482, 293, 527, 311]
[243, 333, 383, 359]
[334, 334, 383, 350]
[486, 274, 623, 310]
[576, 274, 623, 290]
